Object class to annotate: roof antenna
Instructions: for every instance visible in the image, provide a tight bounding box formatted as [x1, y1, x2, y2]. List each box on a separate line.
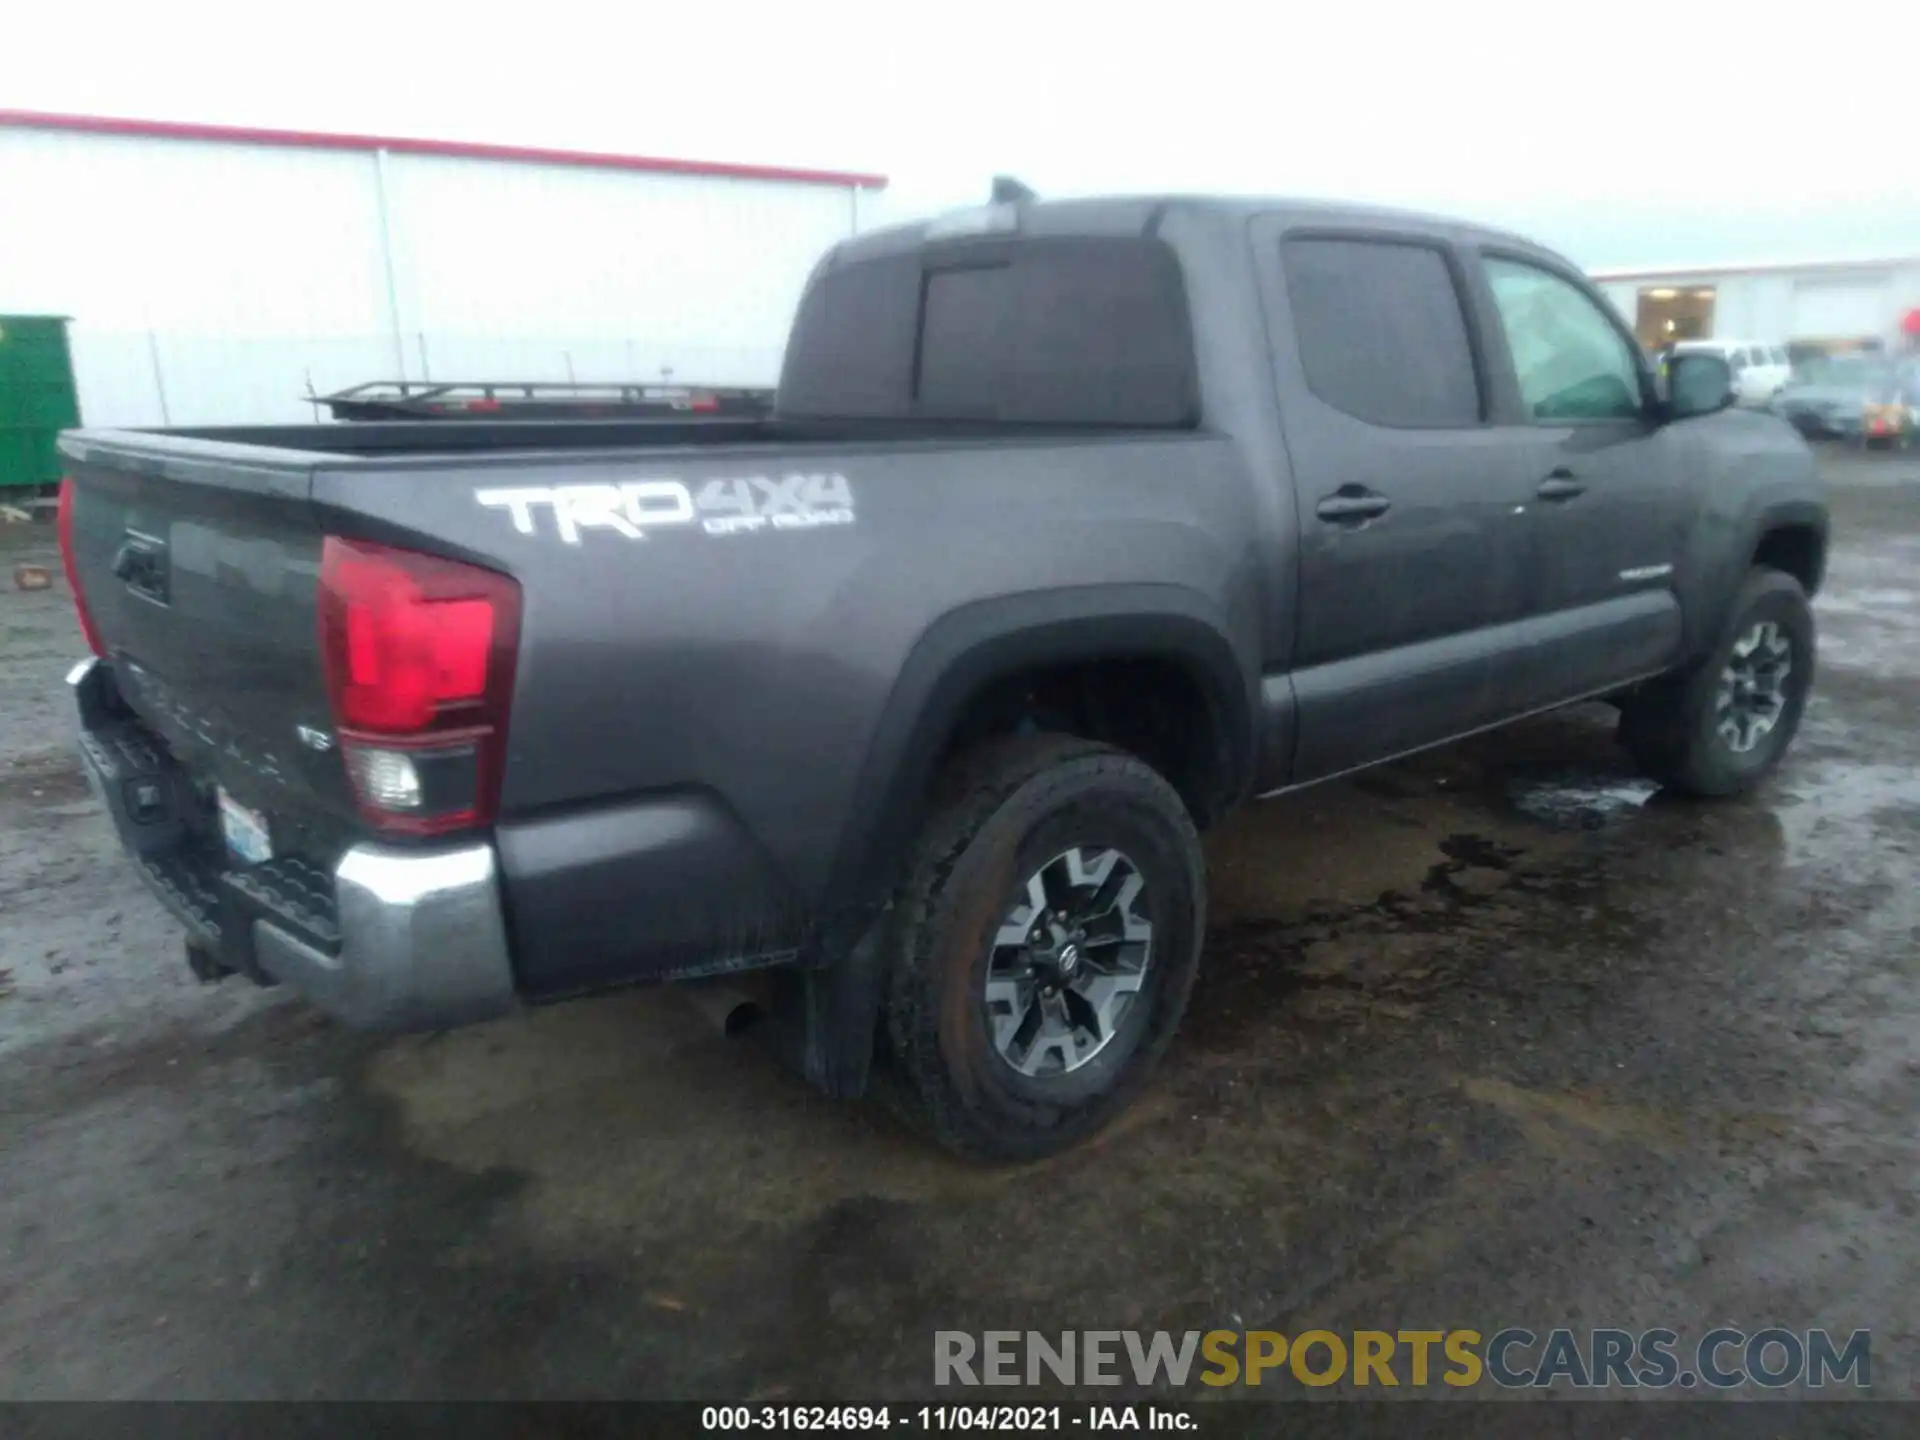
[991, 175, 1037, 205]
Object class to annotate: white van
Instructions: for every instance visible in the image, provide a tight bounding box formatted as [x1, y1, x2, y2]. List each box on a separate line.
[1671, 339, 1792, 407]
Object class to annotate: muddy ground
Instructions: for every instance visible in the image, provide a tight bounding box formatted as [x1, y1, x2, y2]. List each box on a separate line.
[1, 453, 1916, 1403]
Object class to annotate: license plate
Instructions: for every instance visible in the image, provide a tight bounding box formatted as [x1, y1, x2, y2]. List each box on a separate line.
[218, 788, 273, 866]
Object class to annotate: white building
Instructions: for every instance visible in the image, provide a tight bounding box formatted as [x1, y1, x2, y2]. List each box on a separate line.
[0, 110, 886, 426]
[1592, 255, 1920, 357]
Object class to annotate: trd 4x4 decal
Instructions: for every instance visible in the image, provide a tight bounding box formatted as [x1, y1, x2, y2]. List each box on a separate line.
[476, 474, 854, 545]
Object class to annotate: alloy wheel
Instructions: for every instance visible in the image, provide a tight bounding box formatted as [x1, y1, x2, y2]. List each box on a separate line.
[983, 846, 1154, 1077]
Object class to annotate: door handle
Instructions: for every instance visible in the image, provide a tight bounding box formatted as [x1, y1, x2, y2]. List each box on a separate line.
[1536, 470, 1586, 501]
[1315, 491, 1392, 524]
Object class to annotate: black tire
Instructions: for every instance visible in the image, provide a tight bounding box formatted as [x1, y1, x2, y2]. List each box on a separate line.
[882, 734, 1204, 1161]
[1619, 568, 1815, 797]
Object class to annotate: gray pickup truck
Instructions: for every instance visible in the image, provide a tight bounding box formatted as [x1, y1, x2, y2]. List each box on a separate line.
[59, 194, 1826, 1158]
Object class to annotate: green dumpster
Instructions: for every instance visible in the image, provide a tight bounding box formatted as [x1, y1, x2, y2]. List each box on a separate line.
[0, 315, 81, 492]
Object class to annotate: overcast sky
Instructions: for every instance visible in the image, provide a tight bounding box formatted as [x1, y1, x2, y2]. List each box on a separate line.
[11, 0, 1914, 271]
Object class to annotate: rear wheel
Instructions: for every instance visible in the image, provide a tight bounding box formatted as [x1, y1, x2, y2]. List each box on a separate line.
[1619, 568, 1815, 797]
[882, 735, 1204, 1160]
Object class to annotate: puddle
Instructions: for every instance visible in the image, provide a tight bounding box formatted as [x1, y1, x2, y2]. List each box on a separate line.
[1772, 761, 1920, 868]
[1815, 538, 1920, 677]
[1505, 772, 1659, 832]
[1820, 588, 1918, 610]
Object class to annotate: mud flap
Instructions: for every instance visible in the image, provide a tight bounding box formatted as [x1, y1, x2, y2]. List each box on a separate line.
[760, 908, 889, 1099]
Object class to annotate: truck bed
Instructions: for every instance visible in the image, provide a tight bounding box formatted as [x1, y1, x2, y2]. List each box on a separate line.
[58, 411, 1241, 1006]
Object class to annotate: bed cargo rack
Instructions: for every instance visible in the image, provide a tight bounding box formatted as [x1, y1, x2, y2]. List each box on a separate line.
[314, 380, 776, 422]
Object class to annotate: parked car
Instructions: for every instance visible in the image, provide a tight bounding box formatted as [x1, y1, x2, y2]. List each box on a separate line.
[57, 194, 1828, 1159]
[1770, 353, 1910, 446]
[1672, 339, 1792, 407]
[1899, 355, 1920, 414]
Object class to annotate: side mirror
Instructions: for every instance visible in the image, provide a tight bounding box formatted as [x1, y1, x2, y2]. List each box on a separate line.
[1667, 352, 1736, 420]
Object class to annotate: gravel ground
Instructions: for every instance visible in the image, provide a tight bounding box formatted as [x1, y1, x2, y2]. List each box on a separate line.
[1, 451, 1916, 1405]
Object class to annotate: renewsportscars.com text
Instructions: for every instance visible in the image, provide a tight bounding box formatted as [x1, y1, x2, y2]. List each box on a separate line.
[934, 1327, 1871, 1390]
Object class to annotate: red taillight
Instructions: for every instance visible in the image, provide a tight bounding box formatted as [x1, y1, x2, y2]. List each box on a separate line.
[57, 477, 107, 657]
[318, 538, 519, 835]
[327, 548, 497, 733]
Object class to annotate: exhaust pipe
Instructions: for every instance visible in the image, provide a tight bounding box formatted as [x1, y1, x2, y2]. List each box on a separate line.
[676, 978, 762, 1037]
[184, 939, 234, 984]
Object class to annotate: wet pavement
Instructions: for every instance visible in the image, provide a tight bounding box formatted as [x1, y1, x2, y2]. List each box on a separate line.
[1, 452, 1917, 1401]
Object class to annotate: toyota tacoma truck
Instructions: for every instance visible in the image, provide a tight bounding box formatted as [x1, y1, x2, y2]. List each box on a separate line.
[58, 194, 1827, 1159]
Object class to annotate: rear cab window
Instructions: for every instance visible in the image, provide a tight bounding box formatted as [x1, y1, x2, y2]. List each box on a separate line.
[779, 236, 1199, 426]
[1280, 237, 1483, 427]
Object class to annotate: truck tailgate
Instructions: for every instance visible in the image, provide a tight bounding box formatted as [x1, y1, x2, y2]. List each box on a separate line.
[60, 438, 359, 859]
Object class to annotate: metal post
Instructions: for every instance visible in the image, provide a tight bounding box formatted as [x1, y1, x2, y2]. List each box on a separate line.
[371, 148, 409, 379]
[147, 330, 172, 425]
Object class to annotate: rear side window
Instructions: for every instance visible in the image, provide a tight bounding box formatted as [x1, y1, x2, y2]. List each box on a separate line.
[779, 237, 1198, 426]
[1282, 237, 1482, 427]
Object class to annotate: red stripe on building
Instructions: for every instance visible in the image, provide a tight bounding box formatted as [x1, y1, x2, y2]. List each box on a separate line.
[0, 109, 888, 191]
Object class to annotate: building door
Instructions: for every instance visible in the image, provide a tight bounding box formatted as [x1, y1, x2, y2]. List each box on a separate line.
[1789, 277, 1893, 347]
[1633, 285, 1716, 350]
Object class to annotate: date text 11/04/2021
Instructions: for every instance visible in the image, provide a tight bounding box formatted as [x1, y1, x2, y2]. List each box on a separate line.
[702, 1408, 1190, 1431]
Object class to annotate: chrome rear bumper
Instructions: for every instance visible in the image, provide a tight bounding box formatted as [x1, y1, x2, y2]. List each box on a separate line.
[71, 657, 519, 1031]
